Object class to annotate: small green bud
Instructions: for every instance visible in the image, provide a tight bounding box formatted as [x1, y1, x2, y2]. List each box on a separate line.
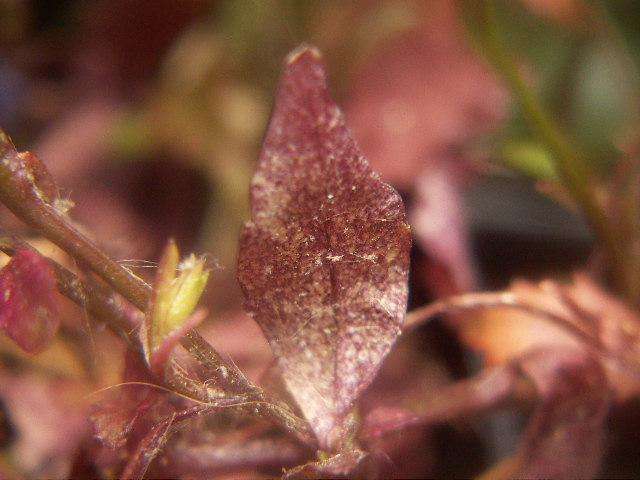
[147, 239, 209, 355]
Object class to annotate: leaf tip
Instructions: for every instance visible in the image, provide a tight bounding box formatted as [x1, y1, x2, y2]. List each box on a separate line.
[286, 43, 323, 66]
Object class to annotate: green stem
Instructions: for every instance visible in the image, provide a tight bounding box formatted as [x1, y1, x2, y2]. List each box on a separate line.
[475, 0, 627, 296]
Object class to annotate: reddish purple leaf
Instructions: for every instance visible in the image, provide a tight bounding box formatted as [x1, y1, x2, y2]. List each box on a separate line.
[506, 347, 609, 479]
[361, 347, 608, 478]
[89, 351, 160, 451]
[90, 395, 154, 450]
[238, 45, 411, 450]
[0, 247, 60, 353]
[121, 404, 211, 479]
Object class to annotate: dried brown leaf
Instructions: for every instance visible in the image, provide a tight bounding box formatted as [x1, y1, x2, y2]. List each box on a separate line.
[453, 274, 640, 399]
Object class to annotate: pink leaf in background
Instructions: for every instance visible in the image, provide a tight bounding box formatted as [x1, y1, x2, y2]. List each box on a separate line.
[0, 372, 88, 478]
[0, 248, 60, 353]
[238, 45, 411, 450]
[493, 348, 609, 479]
[346, 0, 506, 190]
[410, 163, 477, 295]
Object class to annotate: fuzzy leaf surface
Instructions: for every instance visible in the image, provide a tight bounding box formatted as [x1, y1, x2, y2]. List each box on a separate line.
[238, 45, 411, 449]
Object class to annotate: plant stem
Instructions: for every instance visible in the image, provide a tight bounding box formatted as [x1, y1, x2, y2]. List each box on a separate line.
[0, 131, 151, 311]
[0, 132, 316, 445]
[180, 330, 317, 446]
[475, 0, 628, 296]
